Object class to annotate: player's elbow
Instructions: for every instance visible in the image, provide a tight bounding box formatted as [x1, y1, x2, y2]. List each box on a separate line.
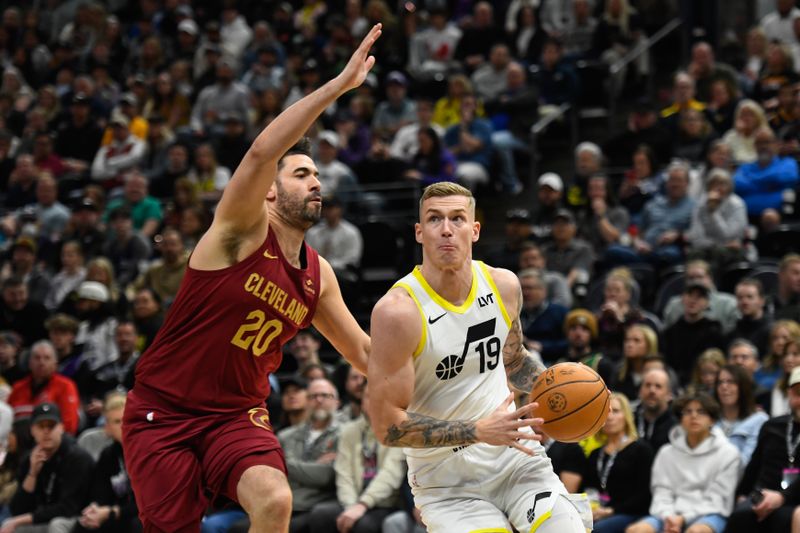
[367, 410, 395, 446]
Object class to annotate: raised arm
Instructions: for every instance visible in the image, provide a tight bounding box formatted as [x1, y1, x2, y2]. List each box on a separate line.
[489, 266, 548, 394]
[192, 25, 382, 267]
[368, 288, 539, 454]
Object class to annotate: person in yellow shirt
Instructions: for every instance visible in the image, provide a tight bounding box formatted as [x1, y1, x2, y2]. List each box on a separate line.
[100, 93, 148, 145]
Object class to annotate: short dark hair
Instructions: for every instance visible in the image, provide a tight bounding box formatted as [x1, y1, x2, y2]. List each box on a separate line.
[2, 277, 25, 290]
[736, 277, 764, 297]
[109, 206, 132, 221]
[674, 391, 721, 421]
[277, 137, 312, 171]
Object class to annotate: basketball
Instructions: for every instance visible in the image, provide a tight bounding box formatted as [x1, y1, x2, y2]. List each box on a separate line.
[529, 362, 610, 443]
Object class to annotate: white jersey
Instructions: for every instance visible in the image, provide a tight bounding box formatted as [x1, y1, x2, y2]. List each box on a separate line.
[393, 261, 521, 466]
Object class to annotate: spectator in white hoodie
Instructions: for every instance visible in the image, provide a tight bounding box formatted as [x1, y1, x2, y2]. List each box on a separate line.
[626, 392, 740, 533]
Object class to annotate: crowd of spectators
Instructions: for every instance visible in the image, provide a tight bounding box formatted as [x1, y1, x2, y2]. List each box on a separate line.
[3, 0, 800, 532]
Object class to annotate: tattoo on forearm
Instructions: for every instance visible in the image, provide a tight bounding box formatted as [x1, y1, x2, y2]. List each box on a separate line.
[507, 351, 547, 393]
[503, 286, 547, 393]
[385, 412, 477, 448]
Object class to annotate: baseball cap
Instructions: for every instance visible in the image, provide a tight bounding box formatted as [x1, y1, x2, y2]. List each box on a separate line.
[553, 208, 576, 224]
[120, 93, 138, 107]
[683, 280, 711, 298]
[110, 112, 130, 127]
[318, 130, 340, 149]
[72, 92, 90, 105]
[564, 309, 598, 339]
[280, 374, 308, 392]
[300, 58, 318, 74]
[505, 208, 531, 222]
[31, 403, 61, 425]
[386, 71, 408, 87]
[178, 19, 199, 36]
[538, 172, 563, 192]
[790, 367, 800, 388]
[77, 281, 109, 303]
[12, 236, 36, 254]
[74, 197, 98, 212]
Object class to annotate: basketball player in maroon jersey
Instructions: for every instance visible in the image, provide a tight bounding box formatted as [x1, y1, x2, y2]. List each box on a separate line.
[122, 25, 382, 533]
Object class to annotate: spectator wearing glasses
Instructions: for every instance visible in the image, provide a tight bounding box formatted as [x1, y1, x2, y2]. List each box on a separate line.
[270, 378, 341, 533]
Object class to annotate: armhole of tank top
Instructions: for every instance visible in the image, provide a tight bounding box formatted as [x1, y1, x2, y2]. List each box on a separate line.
[391, 282, 426, 359]
[186, 228, 272, 277]
[477, 261, 512, 330]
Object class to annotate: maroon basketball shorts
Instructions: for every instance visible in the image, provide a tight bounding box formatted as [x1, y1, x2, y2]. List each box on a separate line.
[122, 388, 286, 532]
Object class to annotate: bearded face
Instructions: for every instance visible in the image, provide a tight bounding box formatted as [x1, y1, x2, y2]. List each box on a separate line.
[275, 176, 322, 229]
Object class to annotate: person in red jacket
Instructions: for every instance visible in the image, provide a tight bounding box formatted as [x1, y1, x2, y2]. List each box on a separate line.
[7, 340, 80, 447]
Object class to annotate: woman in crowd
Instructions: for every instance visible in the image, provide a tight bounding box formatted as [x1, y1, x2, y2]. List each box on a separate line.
[595, 267, 658, 357]
[618, 144, 661, 224]
[758, 320, 800, 391]
[766, 335, 800, 417]
[611, 324, 659, 400]
[144, 71, 191, 130]
[673, 109, 716, 164]
[752, 42, 799, 105]
[687, 348, 726, 396]
[586, 393, 653, 533]
[722, 99, 768, 165]
[627, 393, 740, 533]
[403, 127, 456, 185]
[713, 364, 768, 467]
[704, 79, 739, 137]
[188, 143, 231, 203]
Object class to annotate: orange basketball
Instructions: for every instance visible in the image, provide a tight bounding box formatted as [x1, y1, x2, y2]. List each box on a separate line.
[529, 362, 610, 443]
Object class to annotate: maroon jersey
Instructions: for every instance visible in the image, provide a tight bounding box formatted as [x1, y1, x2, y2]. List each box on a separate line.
[134, 228, 320, 413]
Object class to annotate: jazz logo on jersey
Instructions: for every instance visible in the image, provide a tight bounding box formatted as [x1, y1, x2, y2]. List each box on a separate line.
[435, 318, 500, 380]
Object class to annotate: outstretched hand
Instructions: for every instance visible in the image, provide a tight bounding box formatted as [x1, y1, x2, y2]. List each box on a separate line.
[336, 23, 382, 92]
[475, 393, 543, 456]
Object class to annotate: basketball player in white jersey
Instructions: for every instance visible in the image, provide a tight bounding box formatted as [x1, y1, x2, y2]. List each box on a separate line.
[368, 182, 591, 533]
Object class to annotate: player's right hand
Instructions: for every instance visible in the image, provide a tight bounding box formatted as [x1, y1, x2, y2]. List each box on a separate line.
[336, 23, 382, 92]
[475, 393, 542, 456]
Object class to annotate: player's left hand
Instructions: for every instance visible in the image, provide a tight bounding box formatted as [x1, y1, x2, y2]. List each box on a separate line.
[475, 393, 543, 456]
[336, 503, 367, 533]
[336, 23, 382, 93]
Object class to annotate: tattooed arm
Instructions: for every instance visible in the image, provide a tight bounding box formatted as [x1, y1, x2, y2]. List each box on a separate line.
[503, 287, 548, 394]
[368, 286, 538, 452]
[488, 266, 548, 394]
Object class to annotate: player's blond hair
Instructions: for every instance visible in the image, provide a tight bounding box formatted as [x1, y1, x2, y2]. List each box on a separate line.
[419, 182, 475, 215]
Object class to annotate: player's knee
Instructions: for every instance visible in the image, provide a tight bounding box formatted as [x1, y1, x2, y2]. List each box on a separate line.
[237, 467, 292, 520]
[532, 495, 584, 533]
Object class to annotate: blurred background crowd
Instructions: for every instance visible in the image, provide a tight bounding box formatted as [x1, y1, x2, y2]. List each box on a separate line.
[0, 0, 799, 532]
